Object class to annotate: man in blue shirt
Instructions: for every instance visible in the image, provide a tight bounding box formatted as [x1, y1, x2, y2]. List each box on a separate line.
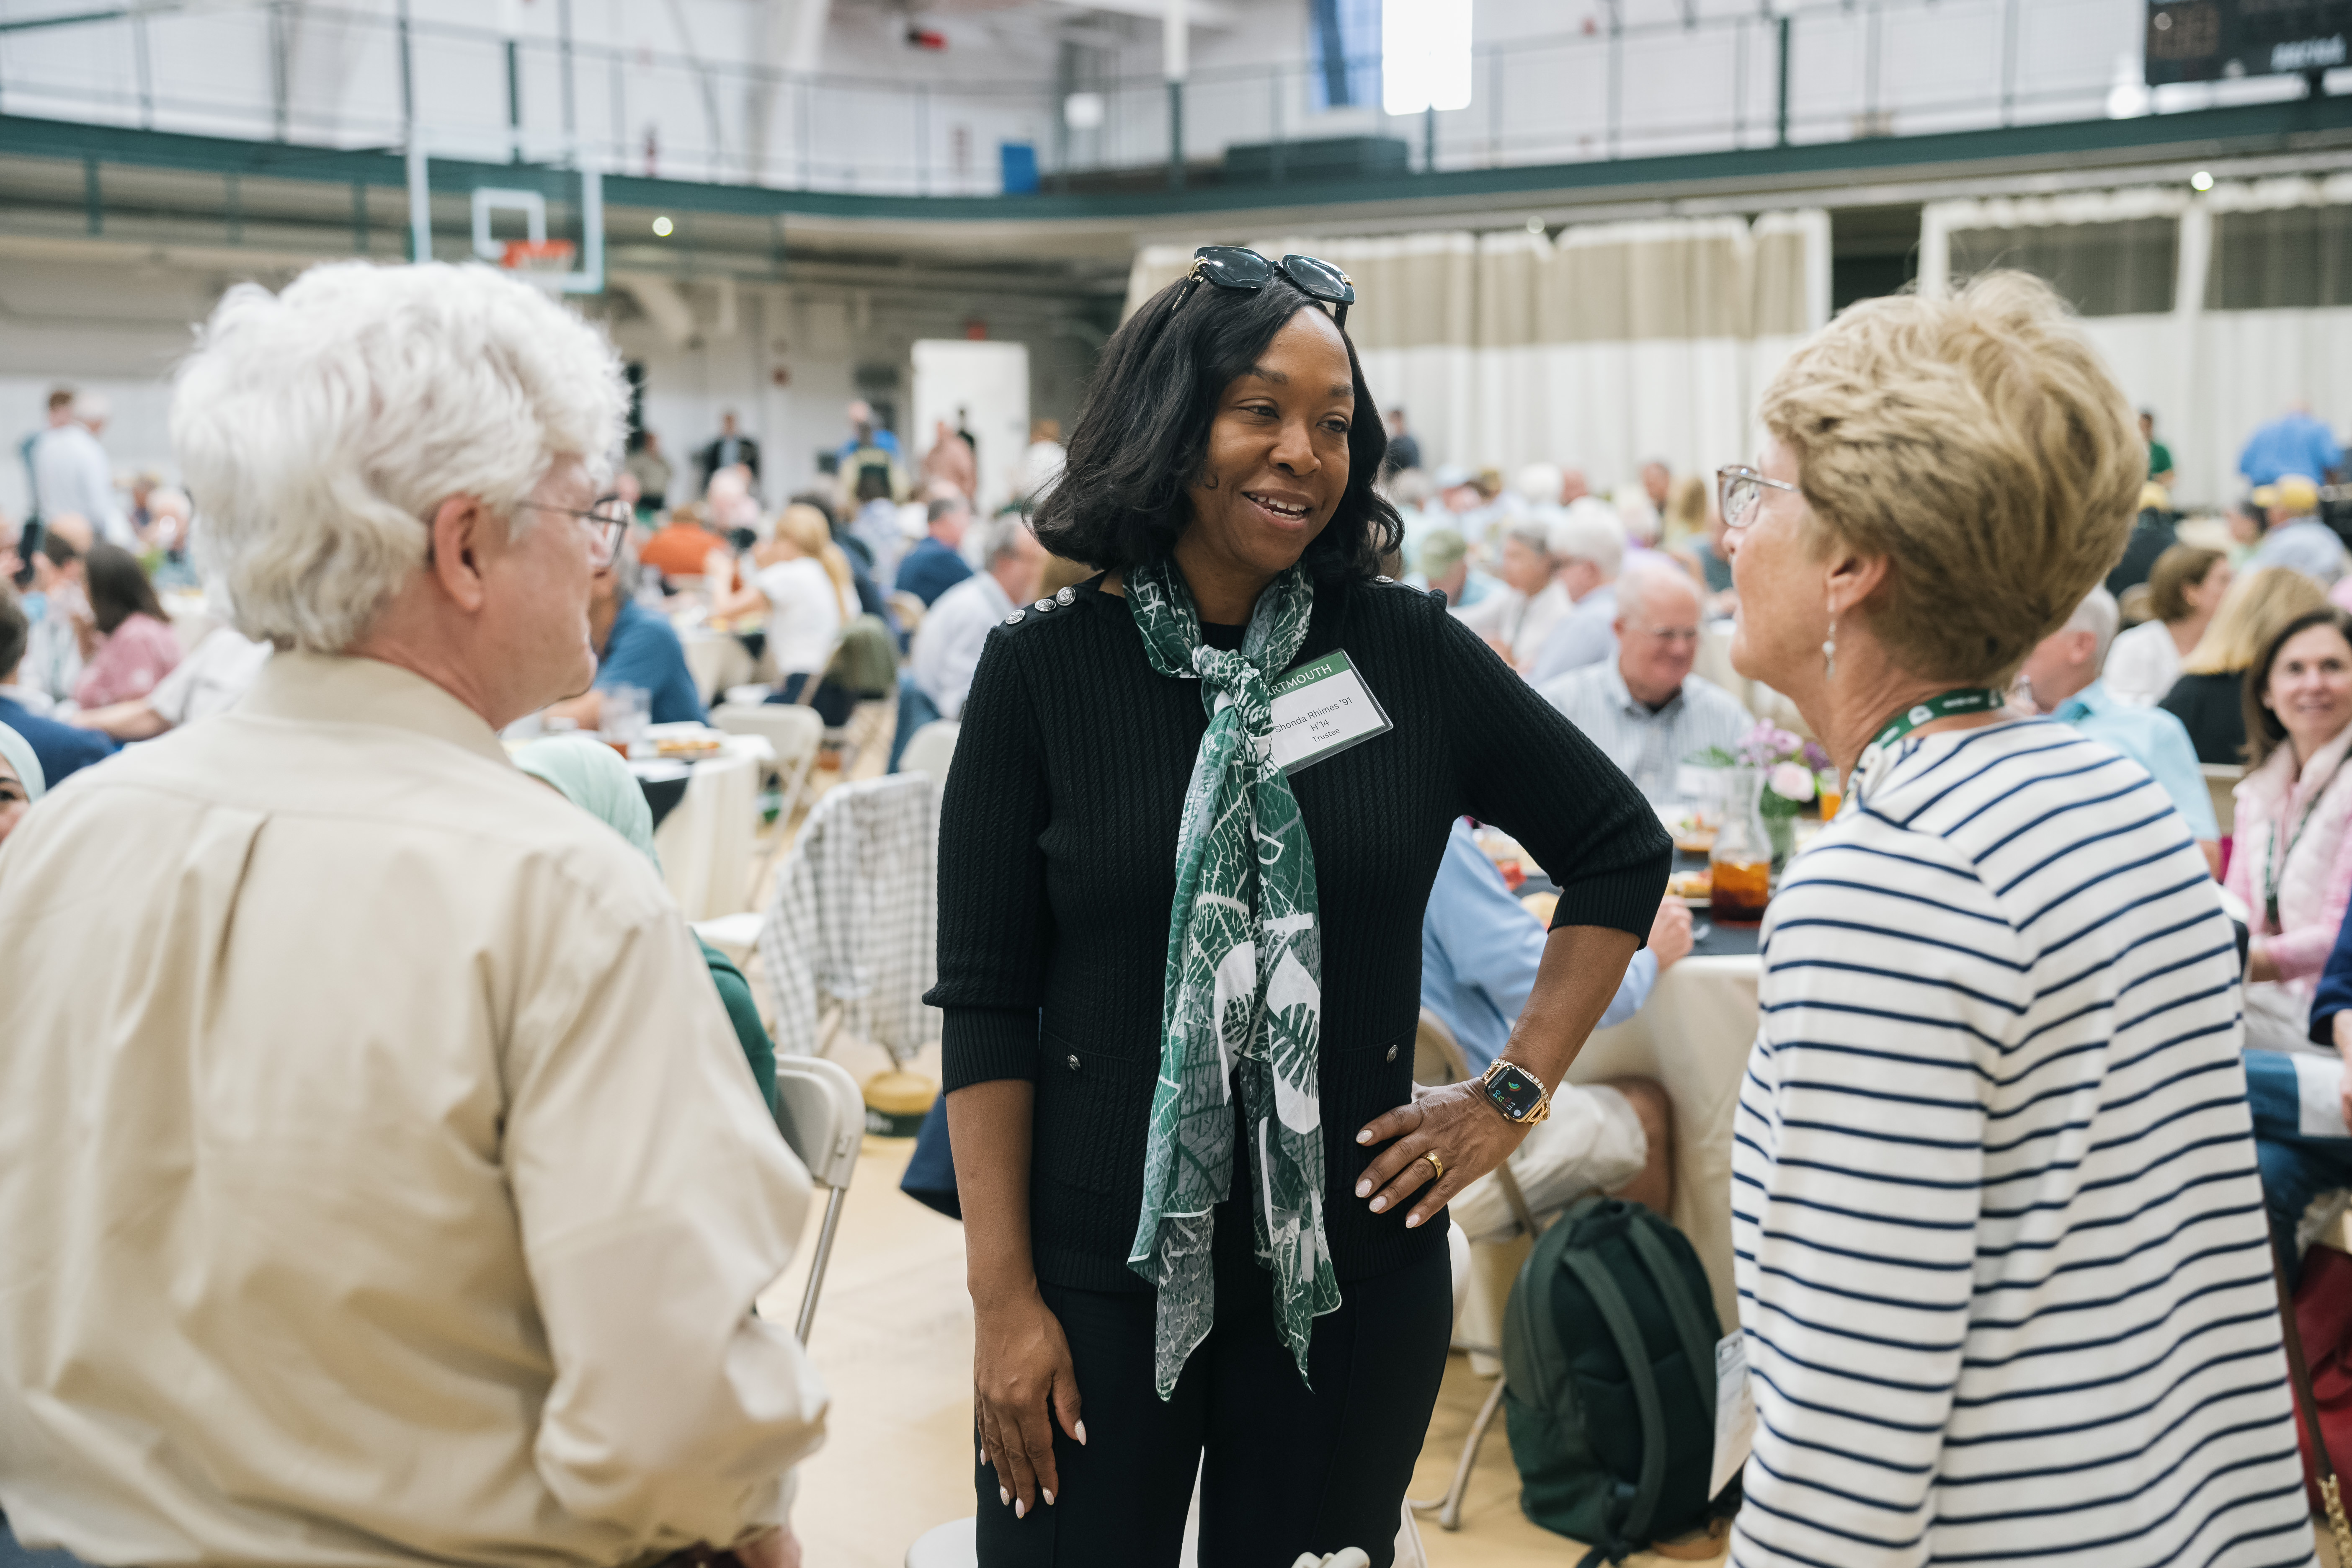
[2239, 404, 2342, 488]
[0, 591, 114, 787]
[1421, 817, 1684, 1229]
[893, 495, 975, 608]
[544, 544, 707, 730]
[2017, 585, 2221, 874]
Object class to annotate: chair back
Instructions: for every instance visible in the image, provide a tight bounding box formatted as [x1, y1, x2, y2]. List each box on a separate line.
[712, 701, 824, 772]
[759, 772, 940, 1064]
[825, 614, 902, 700]
[2203, 762, 2242, 839]
[887, 590, 928, 639]
[774, 1054, 864, 1191]
[1415, 1008, 1472, 1086]
[899, 720, 961, 782]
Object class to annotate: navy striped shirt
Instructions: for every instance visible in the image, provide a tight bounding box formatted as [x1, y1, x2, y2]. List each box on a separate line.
[1731, 718, 2314, 1568]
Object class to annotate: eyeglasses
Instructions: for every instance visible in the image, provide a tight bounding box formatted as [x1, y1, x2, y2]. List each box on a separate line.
[1624, 622, 1702, 645]
[524, 495, 632, 563]
[1168, 246, 1356, 331]
[1717, 465, 1803, 530]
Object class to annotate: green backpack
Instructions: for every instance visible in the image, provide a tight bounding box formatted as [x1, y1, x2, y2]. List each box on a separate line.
[1501, 1196, 1741, 1566]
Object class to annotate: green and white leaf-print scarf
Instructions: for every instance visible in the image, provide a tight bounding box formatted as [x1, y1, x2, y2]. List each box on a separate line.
[1124, 556, 1341, 1398]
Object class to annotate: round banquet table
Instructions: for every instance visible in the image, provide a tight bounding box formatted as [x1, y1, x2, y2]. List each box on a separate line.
[648, 732, 768, 921]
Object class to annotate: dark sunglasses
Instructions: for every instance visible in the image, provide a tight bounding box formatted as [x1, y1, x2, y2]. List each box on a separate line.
[1167, 246, 1355, 331]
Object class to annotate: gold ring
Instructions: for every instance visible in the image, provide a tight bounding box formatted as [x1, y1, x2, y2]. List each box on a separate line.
[1421, 1151, 1444, 1182]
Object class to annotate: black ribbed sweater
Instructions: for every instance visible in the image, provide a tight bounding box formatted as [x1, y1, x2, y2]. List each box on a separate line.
[927, 572, 1671, 1293]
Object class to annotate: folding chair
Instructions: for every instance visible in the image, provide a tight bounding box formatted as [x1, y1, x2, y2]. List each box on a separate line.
[710, 700, 823, 900]
[1408, 1009, 1539, 1534]
[772, 1053, 865, 1343]
[897, 720, 960, 782]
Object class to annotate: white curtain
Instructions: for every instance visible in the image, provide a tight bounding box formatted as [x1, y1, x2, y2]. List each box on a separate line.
[1122, 211, 1831, 491]
[1923, 180, 2352, 508]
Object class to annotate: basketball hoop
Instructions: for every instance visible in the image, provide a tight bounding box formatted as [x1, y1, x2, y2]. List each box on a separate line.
[502, 239, 578, 275]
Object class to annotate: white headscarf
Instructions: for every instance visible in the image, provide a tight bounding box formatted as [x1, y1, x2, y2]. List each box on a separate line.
[0, 721, 44, 802]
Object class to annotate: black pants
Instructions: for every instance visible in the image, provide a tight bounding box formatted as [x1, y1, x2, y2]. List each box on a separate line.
[974, 1223, 1452, 1568]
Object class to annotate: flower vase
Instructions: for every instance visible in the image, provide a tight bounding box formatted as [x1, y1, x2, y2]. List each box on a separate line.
[1765, 811, 1797, 874]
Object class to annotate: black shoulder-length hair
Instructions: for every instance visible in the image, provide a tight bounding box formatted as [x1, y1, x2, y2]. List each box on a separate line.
[1034, 268, 1402, 580]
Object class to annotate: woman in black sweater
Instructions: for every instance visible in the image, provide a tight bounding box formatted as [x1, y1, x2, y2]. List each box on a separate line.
[932, 248, 1669, 1566]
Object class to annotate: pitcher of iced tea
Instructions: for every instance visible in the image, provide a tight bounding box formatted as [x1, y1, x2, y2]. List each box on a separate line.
[1710, 766, 1774, 926]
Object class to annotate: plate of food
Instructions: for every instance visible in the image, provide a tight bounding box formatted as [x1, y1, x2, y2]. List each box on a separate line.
[1655, 803, 1716, 856]
[1666, 868, 1712, 905]
[650, 728, 727, 761]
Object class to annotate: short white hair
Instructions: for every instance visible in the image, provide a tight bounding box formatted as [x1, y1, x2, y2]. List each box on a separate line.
[1514, 463, 1563, 504]
[1547, 508, 1625, 578]
[173, 261, 627, 653]
[974, 513, 1035, 569]
[2068, 585, 2122, 670]
[1617, 555, 1701, 625]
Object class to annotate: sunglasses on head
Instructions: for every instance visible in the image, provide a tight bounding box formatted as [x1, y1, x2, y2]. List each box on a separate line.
[1166, 246, 1356, 331]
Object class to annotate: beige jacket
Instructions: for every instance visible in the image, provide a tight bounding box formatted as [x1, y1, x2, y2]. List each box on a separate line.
[0, 652, 825, 1568]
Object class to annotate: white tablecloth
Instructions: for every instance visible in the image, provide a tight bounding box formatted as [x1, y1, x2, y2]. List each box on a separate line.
[652, 735, 763, 921]
[680, 629, 757, 707]
[1458, 952, 1761, 1358]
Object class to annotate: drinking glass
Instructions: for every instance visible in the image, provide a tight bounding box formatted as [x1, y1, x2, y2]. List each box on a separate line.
[1709, 766, 1774, 926]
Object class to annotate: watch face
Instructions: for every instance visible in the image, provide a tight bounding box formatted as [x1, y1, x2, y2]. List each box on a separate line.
[1485, 1065, 1545, 1121]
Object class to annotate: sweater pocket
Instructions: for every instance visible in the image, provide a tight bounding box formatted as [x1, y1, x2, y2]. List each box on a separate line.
[1032, 1028, 1160, 1198]
[1320, 1029, 1420, 1196]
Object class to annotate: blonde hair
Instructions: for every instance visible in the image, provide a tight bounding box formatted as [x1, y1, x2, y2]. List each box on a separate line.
[1758, 271, 2144, 684]
[775, 502, 854, 620]
[2179, 565, 2327, 675]
[1663, 473, 1710, 541]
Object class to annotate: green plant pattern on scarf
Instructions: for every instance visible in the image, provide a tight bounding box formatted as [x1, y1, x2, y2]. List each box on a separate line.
[1123, 557, 1342, 1399]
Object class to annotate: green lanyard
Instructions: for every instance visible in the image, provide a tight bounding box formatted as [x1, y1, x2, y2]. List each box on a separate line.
[1851, 687, 2012, 807]
[1867, 688, 2012, 752]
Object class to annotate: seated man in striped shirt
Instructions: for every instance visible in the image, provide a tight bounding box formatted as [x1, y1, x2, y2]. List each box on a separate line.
[1540, 557, 1751, 803]
[1725, 272, 2312, 1568]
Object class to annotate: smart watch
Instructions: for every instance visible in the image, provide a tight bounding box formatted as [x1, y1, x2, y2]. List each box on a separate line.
[1478, 1058, 1553, 1124]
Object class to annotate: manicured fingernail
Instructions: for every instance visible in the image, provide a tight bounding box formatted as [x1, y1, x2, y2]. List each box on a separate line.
[1406, 1211, 1424, 1228]
[1014, 1499, 1026, 1519]
[1354, 1179, 1371, 1197]
[1043, 1489, 1056, 1506]
[1369, 1196, 1386, 1212]
[999, 1486, 1010, 1506]
[1357, 1130, 1372, 1144]
[1075, 1420, 1088, 1446]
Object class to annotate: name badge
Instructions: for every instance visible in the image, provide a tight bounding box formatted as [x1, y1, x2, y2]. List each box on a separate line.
[1264, 651, 1393, 775]
[1708, 1329, 1755, 1502]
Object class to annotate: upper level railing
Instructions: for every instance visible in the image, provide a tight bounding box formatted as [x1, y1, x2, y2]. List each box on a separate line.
[0, 0, 2264, 199]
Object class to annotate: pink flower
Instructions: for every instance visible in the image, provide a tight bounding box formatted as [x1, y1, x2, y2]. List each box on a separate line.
[1768, 761, 1816, 802]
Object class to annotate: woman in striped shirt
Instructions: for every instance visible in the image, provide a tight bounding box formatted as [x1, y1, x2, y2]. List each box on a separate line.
[1721, 272, 2315, 1568]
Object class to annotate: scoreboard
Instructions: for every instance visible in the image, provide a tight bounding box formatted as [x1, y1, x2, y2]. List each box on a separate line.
[2145, 0, 2352, 84]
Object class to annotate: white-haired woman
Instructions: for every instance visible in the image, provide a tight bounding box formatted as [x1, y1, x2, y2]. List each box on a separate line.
[1723, 273, 2312, 1565]
[1456, 516, 1568, 669]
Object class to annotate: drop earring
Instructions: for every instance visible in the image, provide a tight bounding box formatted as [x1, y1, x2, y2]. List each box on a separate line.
[1822, 614, 1838, 682]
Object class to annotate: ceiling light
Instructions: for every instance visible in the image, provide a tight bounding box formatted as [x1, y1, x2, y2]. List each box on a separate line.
[1525, 216, 1545, 235]
[652, 215, 674, 236]
[2190, 170, 2215, 192]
